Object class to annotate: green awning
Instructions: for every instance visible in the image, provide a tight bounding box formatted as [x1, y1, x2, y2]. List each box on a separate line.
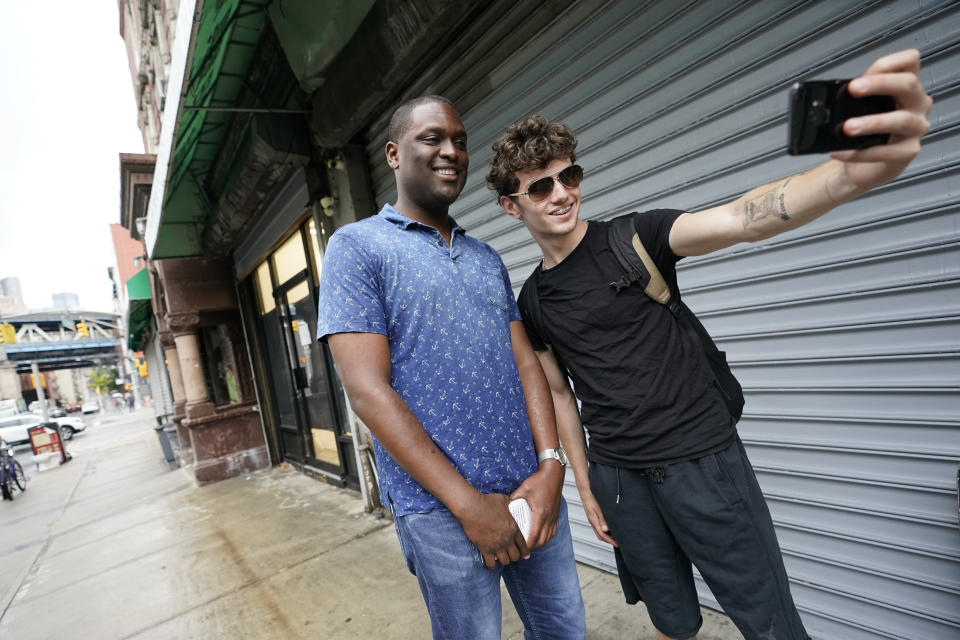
[161, 0, 269, 250]
[126, 269, 152, 350]
[268, 0, 375, 93]
[126, 268, 151, 301]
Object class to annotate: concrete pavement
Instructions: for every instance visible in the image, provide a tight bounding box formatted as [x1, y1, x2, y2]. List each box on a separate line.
[0, 408, 741, 639]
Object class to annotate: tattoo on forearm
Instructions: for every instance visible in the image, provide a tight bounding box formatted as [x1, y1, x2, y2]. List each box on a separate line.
[743, 188, 779, 228]
[777, 177, 791, 221]
[743, 178, 792, 229]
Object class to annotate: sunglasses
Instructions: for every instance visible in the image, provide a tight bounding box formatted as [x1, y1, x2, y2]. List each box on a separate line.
[509, 164, 583, 203]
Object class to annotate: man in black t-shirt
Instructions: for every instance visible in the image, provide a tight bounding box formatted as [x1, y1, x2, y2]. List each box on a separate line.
[485, 50, 931, 640]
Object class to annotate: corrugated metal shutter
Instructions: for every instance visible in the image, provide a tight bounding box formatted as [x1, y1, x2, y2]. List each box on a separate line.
[145, 331, 175, 418]
[361, 1, 960, 638]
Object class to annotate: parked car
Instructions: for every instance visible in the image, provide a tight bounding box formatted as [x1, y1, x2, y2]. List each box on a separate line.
[0, 413, 86, 446]
[52, 415, 87, 440]
[81, 400, 101, 414]
[0, 414, 54, 447]
[28, 401, 66, 418]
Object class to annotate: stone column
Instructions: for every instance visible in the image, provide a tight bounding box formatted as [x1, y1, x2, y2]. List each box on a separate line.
[153, 260, 269, 484]
[173, 329, 214, 421]
[162, 341, 186, 408]
[160, 333, 192, 466]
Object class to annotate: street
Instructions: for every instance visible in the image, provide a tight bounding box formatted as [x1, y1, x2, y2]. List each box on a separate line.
[8, 405, 149, 488]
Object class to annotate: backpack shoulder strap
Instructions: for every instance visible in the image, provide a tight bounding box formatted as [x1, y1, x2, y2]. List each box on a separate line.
[518, 263, 568, 369]
[608, 215, 673, 307]
[519, 263, 549, 348]
[609, 214, 744, 420]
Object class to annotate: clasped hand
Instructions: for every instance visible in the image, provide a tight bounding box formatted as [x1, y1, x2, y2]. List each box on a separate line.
[457, 463, 564, 569]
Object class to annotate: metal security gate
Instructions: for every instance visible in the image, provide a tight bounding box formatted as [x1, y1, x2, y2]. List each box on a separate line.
[145, 329, 175, 418]
[361, 1, 960, 638]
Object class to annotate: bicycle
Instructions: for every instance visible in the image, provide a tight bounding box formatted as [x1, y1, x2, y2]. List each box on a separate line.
[1, 439, 26, 501]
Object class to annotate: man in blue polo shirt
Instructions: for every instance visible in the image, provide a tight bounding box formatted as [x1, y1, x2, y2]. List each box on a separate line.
[316, 95, 586, 640]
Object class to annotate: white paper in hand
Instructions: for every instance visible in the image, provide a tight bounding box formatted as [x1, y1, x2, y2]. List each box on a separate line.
[508, 498, 532, 543]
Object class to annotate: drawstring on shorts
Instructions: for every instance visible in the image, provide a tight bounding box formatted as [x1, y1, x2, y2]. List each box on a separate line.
[615, 465, 667, 505]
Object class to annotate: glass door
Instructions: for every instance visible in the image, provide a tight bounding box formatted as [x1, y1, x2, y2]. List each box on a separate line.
[254, 261, 306, 463]
[251, 222, 357, 485]
[277, 274, 346, 473]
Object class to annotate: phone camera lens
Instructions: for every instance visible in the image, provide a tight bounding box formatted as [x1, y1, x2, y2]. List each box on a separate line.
[809, 107, 829, 125]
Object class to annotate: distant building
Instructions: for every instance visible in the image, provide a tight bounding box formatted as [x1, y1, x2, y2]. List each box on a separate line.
[114, 1, 178, 424]
[109, 224, 147, 310]
[118, 0, 177, 153]
[52, 292, 80, 311]
[0, 277, 24, 305]
[0, 277, 28, 316]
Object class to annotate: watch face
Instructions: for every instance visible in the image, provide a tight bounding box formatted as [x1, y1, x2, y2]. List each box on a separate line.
[557, 447, 569, 466]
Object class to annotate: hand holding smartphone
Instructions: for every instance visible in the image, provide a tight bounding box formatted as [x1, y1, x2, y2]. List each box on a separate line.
[788, 79, 896, 155]
[509, 498, 532, 543]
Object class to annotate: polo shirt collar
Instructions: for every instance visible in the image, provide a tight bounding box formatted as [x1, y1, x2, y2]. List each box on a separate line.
[380, 203, 465, 237]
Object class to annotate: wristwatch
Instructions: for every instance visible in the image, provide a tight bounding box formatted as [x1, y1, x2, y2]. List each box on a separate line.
[537, 446, 568, 467]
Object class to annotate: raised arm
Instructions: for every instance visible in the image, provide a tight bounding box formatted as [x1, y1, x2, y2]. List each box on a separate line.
[328, 331, 528, 568]
[534, 347, 617, 546]
[508, 320, 566, 549]
[670, 49, 932, 257]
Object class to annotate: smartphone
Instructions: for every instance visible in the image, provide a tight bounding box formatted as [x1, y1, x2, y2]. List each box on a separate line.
[787, 79, 896, 155]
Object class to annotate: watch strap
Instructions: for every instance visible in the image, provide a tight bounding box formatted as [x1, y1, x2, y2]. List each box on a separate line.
[537, 447, 567, 466]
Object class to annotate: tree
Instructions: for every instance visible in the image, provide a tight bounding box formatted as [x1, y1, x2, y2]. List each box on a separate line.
[87, 367, 120, 396]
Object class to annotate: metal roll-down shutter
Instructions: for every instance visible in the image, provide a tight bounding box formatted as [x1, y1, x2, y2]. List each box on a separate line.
[361, 2, 960, 637]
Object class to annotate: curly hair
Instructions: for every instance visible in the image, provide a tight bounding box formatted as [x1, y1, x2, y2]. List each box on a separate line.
[486, 115, 578, 197]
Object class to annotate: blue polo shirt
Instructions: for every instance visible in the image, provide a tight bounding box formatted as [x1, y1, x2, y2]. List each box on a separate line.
[316, 204, 538, 515]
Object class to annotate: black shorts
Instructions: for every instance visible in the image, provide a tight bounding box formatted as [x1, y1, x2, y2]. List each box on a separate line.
[589, 436, 810, 640]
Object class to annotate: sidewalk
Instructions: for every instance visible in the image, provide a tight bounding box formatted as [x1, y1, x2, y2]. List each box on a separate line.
[0, 409, 741, 639]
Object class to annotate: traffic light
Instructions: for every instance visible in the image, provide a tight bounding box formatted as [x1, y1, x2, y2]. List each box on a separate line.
[76, 322, 89, 338]
[0, 323, 15, 343]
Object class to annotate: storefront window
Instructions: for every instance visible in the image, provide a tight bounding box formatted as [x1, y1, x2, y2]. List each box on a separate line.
[274, 232, 306, 284]
[245, 218, 357, 484]
[198, 324, 245, 406]
[308, 218, 324, 279]
[255, 262, 275, 314]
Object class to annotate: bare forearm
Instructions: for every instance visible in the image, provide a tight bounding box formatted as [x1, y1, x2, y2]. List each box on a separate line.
[348, 383, 479, 516]
[513, 325, 565, 493]
[510, 322, 560, 455]
[673, 50, 929, 258]
[517, 357, 560, 453]
[553, 387, 590, 491]
[738, 160, 864, 240]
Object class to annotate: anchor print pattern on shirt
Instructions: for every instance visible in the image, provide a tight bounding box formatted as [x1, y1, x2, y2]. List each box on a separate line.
[316, 204, 538, 516]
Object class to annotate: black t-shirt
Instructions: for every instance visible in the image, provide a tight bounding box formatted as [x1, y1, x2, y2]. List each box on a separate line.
[518, 210, 735, 467]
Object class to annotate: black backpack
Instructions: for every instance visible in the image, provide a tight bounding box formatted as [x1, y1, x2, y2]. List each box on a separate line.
[519, 214, 744, 422]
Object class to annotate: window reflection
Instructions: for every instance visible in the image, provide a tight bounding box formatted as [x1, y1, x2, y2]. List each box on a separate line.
[308, 218, 324, 279]
[255, 263, 275, 315]
[274, 232, 306, 284]
[287, 280, 310, 304]
[249, 218, 347, 471]
[198, 324, 246, 406]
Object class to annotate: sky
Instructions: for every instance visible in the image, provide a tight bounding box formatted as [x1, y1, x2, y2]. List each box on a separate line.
[0, 2, 145, 313]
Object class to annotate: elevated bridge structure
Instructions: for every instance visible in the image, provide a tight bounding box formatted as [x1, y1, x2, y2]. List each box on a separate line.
[0, 311, 122, 373]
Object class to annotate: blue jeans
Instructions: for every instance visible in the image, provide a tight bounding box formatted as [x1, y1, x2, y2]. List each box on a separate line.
[394, 498, 586, 640]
